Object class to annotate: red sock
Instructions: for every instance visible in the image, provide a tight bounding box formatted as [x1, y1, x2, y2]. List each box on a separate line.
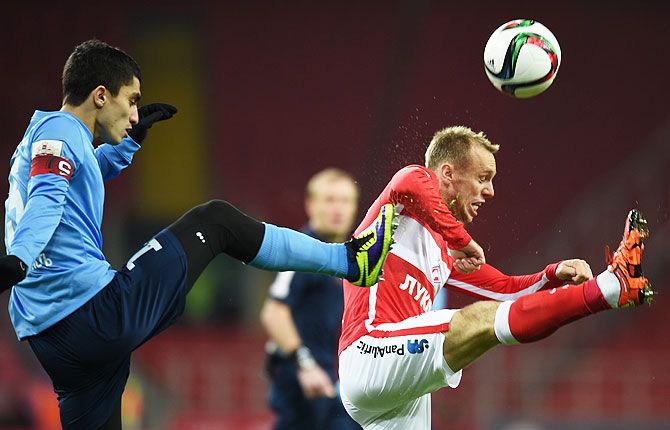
[506, 279, 611, 343]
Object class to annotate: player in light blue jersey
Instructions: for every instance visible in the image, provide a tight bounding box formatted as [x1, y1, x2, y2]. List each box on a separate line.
[0, 40, 398, 430]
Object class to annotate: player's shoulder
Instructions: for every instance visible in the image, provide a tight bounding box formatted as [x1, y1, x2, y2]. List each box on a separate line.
[267, 270, 301, 300]
[396, 164, 433, 176]
[31, 111, 78, 132]
[390, 164, 436, 186]
[29, 111, 89, 160]
[31, 112, 88, 144]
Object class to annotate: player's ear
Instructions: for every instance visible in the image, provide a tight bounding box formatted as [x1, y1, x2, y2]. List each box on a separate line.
[439, 162, 455, 183]
[92, 86, 108, 109]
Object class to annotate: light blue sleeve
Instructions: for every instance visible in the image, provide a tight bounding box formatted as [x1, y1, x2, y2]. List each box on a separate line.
[8, 116, 81, 271]
[9, 175, 69, 271]
[432, 287, 448, 310]
[94, 137, 141, 181]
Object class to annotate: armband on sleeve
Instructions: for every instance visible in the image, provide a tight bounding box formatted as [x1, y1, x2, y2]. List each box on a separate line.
[30, 155, 74, 180]
[30, 140, 74, 180]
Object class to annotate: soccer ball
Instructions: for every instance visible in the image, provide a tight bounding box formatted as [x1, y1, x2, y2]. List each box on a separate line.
[484, 19, 561, 99]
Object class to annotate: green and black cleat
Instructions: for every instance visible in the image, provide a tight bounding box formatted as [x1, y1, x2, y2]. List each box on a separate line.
[346, 203, 398, 287]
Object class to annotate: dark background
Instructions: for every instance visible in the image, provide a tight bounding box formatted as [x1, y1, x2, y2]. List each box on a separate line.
[0, 1, 668, 429]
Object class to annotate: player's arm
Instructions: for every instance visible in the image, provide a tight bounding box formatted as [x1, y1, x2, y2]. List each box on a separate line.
[260, 296, 303, 355]
[445, 259, 593, 301]
[259, 272, 336, 399]
[0, 156, 74, 292]
[94, 138, 140, 180]
[389, 165, 485, 268]
[95, 103, 177, 180]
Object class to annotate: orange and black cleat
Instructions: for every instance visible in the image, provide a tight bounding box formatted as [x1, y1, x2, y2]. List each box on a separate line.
[606, 209, 654, 308]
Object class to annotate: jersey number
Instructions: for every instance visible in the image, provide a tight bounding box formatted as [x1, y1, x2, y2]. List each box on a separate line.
[126, 238, 163, 270]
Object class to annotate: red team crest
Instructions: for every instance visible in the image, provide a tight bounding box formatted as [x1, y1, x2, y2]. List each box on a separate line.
[431, 265, 442, 286]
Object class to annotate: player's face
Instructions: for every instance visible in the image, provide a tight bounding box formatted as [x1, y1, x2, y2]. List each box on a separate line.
[96, 76, 141, 144]
[442, 144, 496, 224]
[306, 179, 359, 242]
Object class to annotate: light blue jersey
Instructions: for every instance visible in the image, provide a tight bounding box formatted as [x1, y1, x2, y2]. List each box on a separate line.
[4, 110, 140, 339]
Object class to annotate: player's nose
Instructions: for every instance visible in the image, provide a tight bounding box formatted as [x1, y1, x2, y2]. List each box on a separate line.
[129, 106, 139, 125]
[483, 182, 494, 198]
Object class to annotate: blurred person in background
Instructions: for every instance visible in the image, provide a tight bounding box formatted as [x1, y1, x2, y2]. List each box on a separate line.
[0, 39, 399, 430]
[261, 168, 362, 430]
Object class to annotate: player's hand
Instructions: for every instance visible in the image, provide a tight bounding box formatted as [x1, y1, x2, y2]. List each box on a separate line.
[128, 103, 178, 144]
[556, 259, 593, 283]
[452, 258, 482, 275]
[451, 239, 485, 274]
[297, 364, 337, 399]
[0, 255, 27, 294]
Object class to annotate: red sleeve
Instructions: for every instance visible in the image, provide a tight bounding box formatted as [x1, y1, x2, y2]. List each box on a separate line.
[388, 165, 472, 250]
[445, 262, 564, 301]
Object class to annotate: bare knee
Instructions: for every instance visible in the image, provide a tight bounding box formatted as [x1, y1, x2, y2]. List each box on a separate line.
[443, 301, 500, 372]
[449, 301, 499, 337]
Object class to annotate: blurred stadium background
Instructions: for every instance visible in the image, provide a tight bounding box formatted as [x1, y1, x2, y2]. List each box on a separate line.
[2, 1, 669, 429]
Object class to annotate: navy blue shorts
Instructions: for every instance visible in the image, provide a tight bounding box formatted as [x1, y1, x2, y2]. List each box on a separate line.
[28, 229, 188, 430]
[268, 359, 362, 430]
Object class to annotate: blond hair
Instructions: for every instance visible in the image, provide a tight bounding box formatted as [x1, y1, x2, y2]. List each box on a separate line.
[424, 126, 499, 171]
[306, 168, 359, 199]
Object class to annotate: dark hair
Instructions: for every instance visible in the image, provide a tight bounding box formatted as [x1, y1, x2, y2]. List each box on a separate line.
[62, 39, 142, 106]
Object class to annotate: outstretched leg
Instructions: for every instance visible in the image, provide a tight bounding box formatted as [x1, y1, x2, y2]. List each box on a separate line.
[443, 209, 653, 372]
[442, 300, 500, 371]
[167, 199, 396, 288]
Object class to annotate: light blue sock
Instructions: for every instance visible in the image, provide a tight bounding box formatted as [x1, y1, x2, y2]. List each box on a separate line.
[249, 223, 351, 277]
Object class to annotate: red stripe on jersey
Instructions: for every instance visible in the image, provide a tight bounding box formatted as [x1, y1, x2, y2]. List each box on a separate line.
[30, 155, 74, 180]
[368, 323, 450, 338]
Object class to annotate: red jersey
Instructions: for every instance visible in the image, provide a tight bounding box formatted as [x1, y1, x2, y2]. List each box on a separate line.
[339, 165, 563, 355]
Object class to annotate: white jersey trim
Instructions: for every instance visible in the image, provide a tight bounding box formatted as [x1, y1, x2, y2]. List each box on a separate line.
[446, 274, 549, 301]
[364, 284, 379, 332]
[364, 215, 451, 333]
[374, 308, 456, 332]
[390, 215, 451, 295]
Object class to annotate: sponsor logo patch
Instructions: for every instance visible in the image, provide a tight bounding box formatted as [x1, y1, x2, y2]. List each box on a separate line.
[356, 340, 405, 357]
[407, 339, 429, 354]
[356, 338, 430, 357]
[31, 140, 63, 158]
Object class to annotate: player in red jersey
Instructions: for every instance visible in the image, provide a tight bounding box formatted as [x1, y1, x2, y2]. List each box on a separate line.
[338, 126, 654, 430]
